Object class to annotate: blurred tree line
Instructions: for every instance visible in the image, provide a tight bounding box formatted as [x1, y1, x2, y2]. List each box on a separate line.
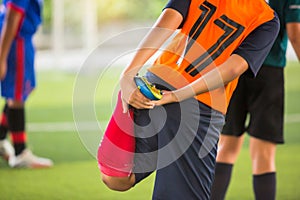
[42, 0, 167, 30]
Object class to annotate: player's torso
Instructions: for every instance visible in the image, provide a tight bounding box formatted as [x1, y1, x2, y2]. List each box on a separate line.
[149, 0, 275, 113]
[165, 0, 273, 81]
[0, 0, 43, 37]
[264, 0, 300, 67]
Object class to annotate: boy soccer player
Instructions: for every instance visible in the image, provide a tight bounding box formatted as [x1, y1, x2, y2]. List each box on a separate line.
[211, 0, 300, 199]
[0, 0, 53, 168]
[98, 0, 279, 198]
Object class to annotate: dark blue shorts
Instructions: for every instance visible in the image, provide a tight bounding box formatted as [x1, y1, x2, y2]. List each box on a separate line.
[1, 36, 36, 102]
[133, 72, 225, 199]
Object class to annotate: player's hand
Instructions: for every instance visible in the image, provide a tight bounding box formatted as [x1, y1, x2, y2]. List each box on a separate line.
[128, 89, 155, 110]
[119, 74, 136, 113]
[151, 90, 178, 106]
[120, 74, 154, 113]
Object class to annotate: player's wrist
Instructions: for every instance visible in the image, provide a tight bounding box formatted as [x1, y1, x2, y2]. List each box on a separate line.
[167, 91, 180, 103]
[172, 86, 195, 102]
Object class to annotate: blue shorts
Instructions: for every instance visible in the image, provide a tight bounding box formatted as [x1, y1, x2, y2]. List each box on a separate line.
[1, 36, 36, 102]
[133, 72, 225, 199]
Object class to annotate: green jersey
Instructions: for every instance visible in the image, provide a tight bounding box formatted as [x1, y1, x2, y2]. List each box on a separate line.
[264, 0, 300, 67]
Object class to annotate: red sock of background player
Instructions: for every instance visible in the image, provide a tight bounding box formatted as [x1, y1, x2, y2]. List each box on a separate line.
[98, 92, 135, 177]
[0, 104, 9, 140]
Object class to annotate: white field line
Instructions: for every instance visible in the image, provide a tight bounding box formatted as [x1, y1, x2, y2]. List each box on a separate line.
[284, 113, 300, 124]
[27, 121, 106, 132]
[27, 113, 300, 133]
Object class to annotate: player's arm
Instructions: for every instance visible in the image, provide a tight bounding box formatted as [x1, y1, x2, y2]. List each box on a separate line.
[120, 8, 183, 112]
[156, 54, 248, 104]
[286, 22, 300, 61]
[0, 6, 23, 80]
[123, 9, 182, 75]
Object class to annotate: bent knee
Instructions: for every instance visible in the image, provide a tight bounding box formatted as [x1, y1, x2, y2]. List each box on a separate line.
[101, 174, 134, 191]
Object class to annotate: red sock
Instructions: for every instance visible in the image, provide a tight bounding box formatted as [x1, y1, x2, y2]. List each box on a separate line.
[7, 107, 26, 155]
[0, 106, 8, 140]
[97, 92, 135, 177]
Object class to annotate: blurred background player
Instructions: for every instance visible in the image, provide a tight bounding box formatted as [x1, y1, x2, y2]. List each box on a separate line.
[0, 0, 53, 168]
[210, 0, 300, 199]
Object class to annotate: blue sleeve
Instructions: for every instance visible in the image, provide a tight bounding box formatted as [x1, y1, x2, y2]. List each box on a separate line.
[233, 15, 280, 77]
[164, 0, 191, 28]
[286, 0, 300, 23]
[8, 0, 30, 12]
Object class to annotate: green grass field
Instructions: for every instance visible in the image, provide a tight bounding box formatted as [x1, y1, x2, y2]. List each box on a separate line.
[0, 62, 299, 200]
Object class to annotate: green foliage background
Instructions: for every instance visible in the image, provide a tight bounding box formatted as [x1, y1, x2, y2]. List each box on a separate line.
[98, 0, 166, 21]
[42, 0, 167, 29]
